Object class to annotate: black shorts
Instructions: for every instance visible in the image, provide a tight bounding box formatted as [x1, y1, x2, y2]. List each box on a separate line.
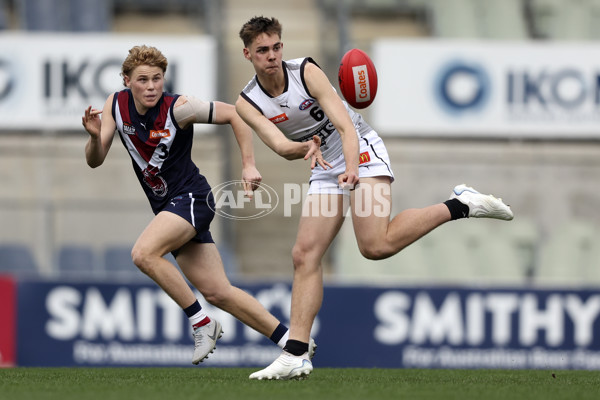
[162, 192, 215, 250]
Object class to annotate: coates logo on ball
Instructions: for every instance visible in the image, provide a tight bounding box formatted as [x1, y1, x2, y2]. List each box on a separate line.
[338, 48, 378, 109]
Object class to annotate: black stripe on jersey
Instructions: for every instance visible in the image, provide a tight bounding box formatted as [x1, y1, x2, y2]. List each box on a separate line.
[169, 94, 182, 131]
[240, 91, 264, 115]
[208, 101, 214, 124]
[255, 64, 290, 98]
[282, 61, 290, 94]
[362, 136, 393, 176]
[300, 57, 320, 99]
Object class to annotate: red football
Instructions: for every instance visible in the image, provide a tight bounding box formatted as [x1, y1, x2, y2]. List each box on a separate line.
[338, 48, 378, 109]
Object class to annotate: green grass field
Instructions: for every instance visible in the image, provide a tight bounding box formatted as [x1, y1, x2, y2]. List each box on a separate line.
[1, 368, 599, 400]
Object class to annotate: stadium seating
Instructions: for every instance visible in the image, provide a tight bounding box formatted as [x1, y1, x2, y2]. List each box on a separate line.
[103, 244, 187, 279]
[56, 244, 99, 277]
[103, 245, 138, 277]
[333, 218, 431, 284]
[0, 243, 38, 275]
[474, 219, 538, 284]
[0, 0, 7, 30]
[479, 0, 528, 39]
[114, 0, 202, 11]
[529, 0, 600, 39]
[428, 0, 479, 37]
[423, 222, 487, 284]
[102, 242, 238, 279]
[535, 220, 600, 286]
[3, 0, 600, 286]
[334, 218, 537, 285]
[319, 0, 428, 14]
[217, 242, 240, 275]
[332, 218, 436, 284]
[20, 0, 110, 31]
[428, 0, 527, 38]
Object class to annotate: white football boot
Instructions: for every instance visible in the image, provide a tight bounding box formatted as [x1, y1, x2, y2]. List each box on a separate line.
[308, 337, 317, 360]
[249, 351, 313, 380]
[450, 184, 514, 221]
[192, 319, 223, 364]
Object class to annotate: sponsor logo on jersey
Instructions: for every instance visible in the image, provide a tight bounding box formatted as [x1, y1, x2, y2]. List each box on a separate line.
[299, 99, 315, 110]
[123, 123, 136, 135]
[150, 129, 170, 139]
[269, 113, 289, 124]
[359, 151, 371, 164]
[294, 118, 335, 148]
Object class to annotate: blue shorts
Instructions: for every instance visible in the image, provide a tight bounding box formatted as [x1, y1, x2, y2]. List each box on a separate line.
[162, 192, 215, 252]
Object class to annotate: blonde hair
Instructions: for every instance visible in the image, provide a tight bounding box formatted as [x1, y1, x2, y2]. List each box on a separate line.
[121, 45, 168, 86]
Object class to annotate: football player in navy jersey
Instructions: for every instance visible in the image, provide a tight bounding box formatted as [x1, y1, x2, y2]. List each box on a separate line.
[236, 16, 514, 380]
[81, 45, 315, 365]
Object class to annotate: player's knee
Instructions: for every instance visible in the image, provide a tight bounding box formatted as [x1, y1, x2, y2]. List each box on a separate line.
[131, 246, 152, 274]
[358, 243, 392, 261]
[291, 244, 323, 275]
[291, 243, 312, 269]
[291, 244, 304, 267]
[200, 285, 231, 308]
[202, 291, 225, 307]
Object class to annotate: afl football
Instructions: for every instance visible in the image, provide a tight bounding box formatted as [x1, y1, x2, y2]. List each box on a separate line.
[338, 48, 378, 109]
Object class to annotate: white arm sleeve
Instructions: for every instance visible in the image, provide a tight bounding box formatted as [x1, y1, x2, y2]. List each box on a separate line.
[173, 96, 215, 127]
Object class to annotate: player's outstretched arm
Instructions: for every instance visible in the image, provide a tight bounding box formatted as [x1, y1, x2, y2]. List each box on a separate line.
[173, 95, 262, 196]
[235, 95, 331, 171]
[304, 63, 360, 187]
[213, 101, 262, 197]
[82, 94, 116, 168]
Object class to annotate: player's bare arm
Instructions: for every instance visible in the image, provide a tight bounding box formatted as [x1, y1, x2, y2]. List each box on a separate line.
[235, 95, 331, 170]
[214, 100, 262, 196]
[83, 93, 116, 168]
[172, 95, 212, 128]
[304, 62, 360, 187]
[173, 96, 262, 196]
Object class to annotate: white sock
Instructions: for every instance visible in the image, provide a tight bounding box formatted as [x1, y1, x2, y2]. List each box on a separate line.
[189, 311, 209, 329]
[277, 330, 290, 348]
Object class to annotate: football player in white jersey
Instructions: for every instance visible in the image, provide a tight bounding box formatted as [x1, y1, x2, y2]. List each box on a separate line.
[81, 45, 316, 366]
[236, 17, 514, 380]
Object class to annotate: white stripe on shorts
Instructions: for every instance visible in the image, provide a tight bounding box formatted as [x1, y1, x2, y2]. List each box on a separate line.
[189, 193, 196, 227]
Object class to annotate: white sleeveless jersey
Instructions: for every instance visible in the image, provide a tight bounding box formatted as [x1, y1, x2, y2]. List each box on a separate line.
[240, 57, 372, 161]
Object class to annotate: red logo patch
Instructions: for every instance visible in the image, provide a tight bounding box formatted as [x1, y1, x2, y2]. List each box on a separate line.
[359, 151, 371, 164]
[269, 113, 289, 124]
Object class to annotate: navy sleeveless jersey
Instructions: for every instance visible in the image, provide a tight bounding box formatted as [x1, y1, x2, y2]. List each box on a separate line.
[112, 89, 212, 213]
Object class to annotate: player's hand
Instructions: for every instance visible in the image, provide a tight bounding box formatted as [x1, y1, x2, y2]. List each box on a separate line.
[82, 105, 102, 138]
[338, 168, 359, 190]
[241, 165, 262, 198]
[304, 135, 332, 170]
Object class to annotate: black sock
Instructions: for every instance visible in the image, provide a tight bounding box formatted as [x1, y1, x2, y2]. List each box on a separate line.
[269, 323, 288, 345]
[183, 300, 201, 318]
[444, 198, 469, 220]
[283, 339, 309, 356]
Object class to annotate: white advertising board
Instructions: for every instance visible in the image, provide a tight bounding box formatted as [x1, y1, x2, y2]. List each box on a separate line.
[371, 39, 600, 138]
[0, 33, 215, 131]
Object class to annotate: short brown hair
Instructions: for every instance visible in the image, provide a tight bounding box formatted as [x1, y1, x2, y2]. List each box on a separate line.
[121, 45, 168, 86]
[239, 16, 282, 47]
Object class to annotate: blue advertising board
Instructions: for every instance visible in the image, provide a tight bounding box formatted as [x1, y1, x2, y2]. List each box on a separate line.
[15, 279, 600, 369]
